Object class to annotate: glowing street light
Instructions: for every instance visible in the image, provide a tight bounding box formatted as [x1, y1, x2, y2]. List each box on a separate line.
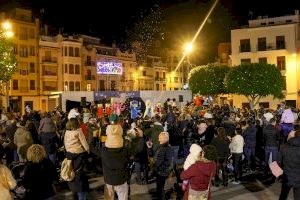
[184, 42, 193, 54]
[5, 30, 14, 38]
[2, 21, 12, 31]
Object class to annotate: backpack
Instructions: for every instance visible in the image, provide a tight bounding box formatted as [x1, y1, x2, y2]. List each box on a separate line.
[60, 158, 75, 181]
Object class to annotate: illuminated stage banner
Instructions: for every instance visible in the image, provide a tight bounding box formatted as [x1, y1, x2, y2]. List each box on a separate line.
[96, 61, 123, 75]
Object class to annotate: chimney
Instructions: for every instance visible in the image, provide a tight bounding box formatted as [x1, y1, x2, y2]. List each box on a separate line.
[295, 10, 299, 15]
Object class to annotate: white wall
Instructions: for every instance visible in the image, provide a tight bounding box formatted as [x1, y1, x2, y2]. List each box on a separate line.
[140, 90, 192, 105]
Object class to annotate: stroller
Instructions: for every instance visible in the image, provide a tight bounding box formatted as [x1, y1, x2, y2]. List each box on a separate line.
[9, 162, 27, 199]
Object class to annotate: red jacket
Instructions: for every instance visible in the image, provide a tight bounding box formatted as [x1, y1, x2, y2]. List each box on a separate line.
[181, 161, 216, 200]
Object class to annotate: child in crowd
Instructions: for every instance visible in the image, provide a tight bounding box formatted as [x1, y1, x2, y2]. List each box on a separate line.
[182, 144, 203, 191]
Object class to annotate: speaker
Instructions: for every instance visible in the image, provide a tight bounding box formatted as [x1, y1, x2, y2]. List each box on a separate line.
[81, 97, 86, 107]
[179, 95, 183, 102]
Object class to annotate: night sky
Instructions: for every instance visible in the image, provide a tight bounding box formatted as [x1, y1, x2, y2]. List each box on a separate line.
[1, 0, 300, 64]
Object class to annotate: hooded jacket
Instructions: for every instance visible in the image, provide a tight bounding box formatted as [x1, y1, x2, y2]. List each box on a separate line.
[64, 129, 89, 154]
[105, 124, 123, 148]
[278, 137, 300, 188]
[183, 144, 202, 170]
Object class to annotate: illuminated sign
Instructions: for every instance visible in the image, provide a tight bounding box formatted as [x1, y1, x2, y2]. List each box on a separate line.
[96, 61, 123, 75]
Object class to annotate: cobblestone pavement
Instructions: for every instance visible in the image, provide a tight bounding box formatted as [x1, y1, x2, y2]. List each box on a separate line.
[53, 171, 294, 200]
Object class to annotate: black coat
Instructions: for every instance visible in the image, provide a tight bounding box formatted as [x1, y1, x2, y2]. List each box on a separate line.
[39, 132, 61, 154]
[203, 125, 216, 145]
[131, 136, 148, 164]
[211, 137, 230, 159]
[66, 152, 89, 193]
[23, 159, 57, 200]
[154, 143, 173, 177]
[278, 137, 300, 188]
[263, 124, 280, 147]
[101, 147, 129, 185]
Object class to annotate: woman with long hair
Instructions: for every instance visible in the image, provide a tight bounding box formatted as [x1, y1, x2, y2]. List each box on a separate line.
[64, 118, 89, 200]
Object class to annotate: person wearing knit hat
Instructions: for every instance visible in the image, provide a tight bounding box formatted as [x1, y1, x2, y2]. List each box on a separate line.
[105, 114, 123, 148]
[101, 113, 129, 200]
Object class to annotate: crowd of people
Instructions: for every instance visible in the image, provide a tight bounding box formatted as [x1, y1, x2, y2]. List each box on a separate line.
[0, 99, 299, 200]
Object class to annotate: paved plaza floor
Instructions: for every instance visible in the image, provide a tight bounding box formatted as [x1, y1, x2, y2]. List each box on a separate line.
[53, 171, 294, 200]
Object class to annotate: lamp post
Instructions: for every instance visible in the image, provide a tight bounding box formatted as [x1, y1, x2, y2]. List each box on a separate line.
[1, 21, 14, 111]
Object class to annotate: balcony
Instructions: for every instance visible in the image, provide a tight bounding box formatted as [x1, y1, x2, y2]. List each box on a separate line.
[43, 70, 57, 76]
[85, 75, 95, 80]
[42, 56, 58, 63]
[155, 77, 167, 82]
[43, 86, 58, 91]
[85, 61, 95, 66]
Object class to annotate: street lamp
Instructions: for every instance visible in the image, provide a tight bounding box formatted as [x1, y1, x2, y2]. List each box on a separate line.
[184, 42, 193, 54]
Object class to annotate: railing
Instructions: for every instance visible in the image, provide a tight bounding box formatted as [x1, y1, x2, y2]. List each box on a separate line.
[85, 75, 95, 80]
[43, 86, 58, 91]
[43, 71, 57, 76]
[42, 56, 58, 63]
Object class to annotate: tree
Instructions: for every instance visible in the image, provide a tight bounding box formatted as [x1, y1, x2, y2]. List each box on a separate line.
[188, 64, 230, 95]
[0, 30, 18, 109]
[225, 63, 284, 109]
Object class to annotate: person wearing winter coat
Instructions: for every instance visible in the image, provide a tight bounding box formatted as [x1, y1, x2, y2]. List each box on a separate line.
[14, 121, 33, 162]
[144, 115, 164, 153]
[180, 145, 217, 200]
[130, 127, 149, 184]
[101, 114, 130, 200]
[280, 106, 295, 142]
[263, 118, 280, 165]
[38, 112, 56, 134]
[0, 150, 17, 200]
[4, 116, 18, 165]
[243, 121, 257, 171]
[229, 128, 244, 184]
[153, 132, 173, 200]
[38, 113, 60, 165]
[64, 118, 89, 200]
[23, 144, 57, 200]
[211, 127, 230, 187]
[278, 130, 300, 200]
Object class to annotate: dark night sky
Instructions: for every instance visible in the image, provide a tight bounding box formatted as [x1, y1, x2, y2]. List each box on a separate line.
[1, 0, 299, 43]
[1, 0, 300, 63]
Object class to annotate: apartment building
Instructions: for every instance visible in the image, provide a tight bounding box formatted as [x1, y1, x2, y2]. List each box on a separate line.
[81, 35, 99, 92]
[39, 35, 62, 111]
[0, 8, 40, 112]
[230, 11, 300, 108]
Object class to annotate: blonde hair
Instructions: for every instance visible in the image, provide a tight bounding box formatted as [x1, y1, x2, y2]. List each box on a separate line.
[26, 144, 46, 163]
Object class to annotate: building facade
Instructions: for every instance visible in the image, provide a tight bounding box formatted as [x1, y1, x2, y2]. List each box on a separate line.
[0, 8, 189, 113]
[1, 8, 40, 113]
[230, 11, 300, 108]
